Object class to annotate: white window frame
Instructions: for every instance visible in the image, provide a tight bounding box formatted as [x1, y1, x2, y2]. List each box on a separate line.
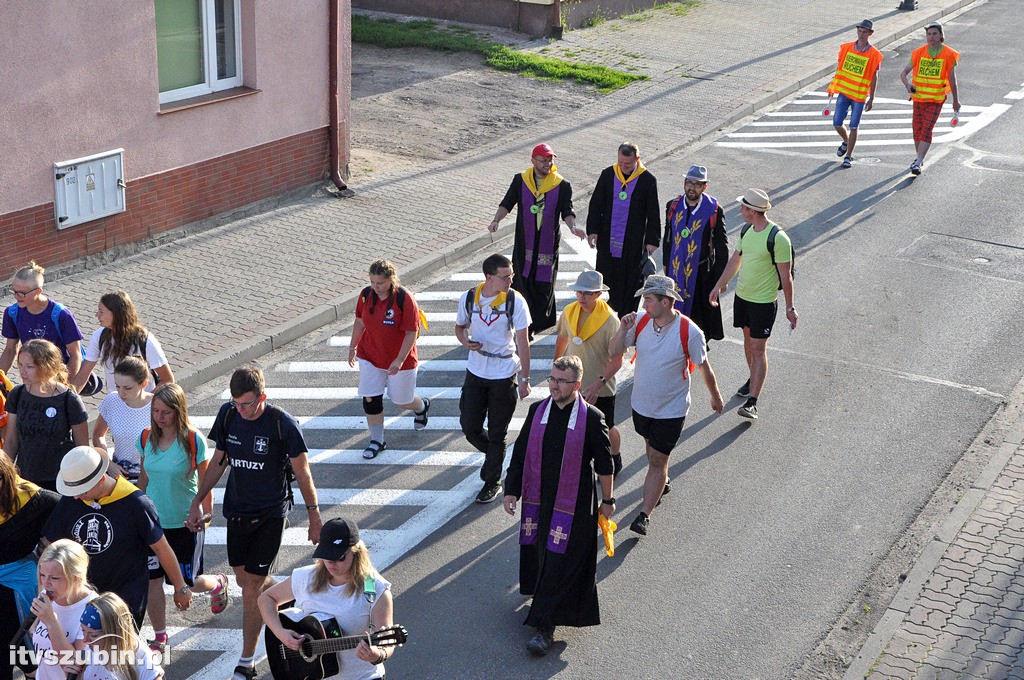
[158, 0, 243, 104]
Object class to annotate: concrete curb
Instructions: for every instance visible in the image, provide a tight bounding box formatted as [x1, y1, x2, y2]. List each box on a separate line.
[176, 225, 515, 391]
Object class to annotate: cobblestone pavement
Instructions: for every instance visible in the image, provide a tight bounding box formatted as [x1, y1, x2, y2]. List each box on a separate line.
[30, 0, 1018, 677]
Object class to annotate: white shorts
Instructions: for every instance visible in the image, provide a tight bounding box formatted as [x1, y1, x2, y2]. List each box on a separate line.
[357, 361, 418, 405]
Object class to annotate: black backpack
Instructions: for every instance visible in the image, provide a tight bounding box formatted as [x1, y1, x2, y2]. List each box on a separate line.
[740, 223, 795, 290]
[463, 287, 516, 330]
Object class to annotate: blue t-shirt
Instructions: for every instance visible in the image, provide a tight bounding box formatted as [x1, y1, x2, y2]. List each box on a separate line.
[208, 403, 306, 518]
[2, 300, 85, 364]
[43, 478, 163, 622]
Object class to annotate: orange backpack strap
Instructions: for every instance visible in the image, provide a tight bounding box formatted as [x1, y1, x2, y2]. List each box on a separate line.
[630, 313, 695, 378]
[186, 428, 200, 473]
[139, 427, 152, 452]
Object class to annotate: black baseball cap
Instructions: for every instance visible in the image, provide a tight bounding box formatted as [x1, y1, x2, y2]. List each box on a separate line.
[313, 518, 360, 560]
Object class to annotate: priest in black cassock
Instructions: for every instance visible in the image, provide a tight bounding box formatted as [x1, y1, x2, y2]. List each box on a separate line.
[503, 355, 615, 657]
[586, 142, 661, 316]
[488, 143, 583, 336]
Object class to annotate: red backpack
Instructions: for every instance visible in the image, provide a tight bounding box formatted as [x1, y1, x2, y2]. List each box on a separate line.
[632, 313, 696, 379]
[139, 427, 202, 474]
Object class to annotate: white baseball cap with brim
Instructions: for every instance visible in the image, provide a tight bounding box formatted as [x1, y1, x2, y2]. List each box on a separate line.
[634, 274, 682, 301]
[567, 269, 609, 292]
[57, 446, 109, 497]
[736, 188, 772, 212]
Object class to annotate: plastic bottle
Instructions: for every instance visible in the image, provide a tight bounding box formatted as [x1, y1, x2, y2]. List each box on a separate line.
[951, 111, 959, 127]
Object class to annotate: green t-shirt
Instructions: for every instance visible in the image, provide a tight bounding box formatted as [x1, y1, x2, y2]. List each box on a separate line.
[735, 222, 792, 304]
[137, 432, 209, 528]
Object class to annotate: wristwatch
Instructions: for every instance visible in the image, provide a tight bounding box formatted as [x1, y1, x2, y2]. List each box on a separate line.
[518, 376, 530, 384]
[601, 497, 616, 505]
[787, 306, 796, 312]
[176, 585, 191, 596]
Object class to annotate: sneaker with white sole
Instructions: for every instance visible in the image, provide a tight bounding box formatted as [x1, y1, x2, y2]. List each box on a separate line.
[910, 159, 922, 175]
[837, 141, 848, 157]
[475, 482, 502, 504]
[738, 399, 758, 420]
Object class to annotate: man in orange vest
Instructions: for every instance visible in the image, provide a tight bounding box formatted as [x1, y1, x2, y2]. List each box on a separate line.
[900, 22, 961, 175]
[828, 19, 883, 169]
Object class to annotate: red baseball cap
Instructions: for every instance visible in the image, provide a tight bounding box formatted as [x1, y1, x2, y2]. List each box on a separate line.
[532, 143, 557, 158]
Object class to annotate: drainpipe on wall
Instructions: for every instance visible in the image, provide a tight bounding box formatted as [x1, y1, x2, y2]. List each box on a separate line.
[551, 0, 563, 39]
[328, 0, 349, 192]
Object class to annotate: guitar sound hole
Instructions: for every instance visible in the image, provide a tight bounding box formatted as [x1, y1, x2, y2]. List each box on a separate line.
[300, 635, 317, 662]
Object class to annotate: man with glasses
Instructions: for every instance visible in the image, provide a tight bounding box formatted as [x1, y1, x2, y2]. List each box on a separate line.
[456, 254, 532, 504]
[611, 275, 724, 536]
[554, 269, 625, 476]
[585, 142, 661, 316]
[488, 143, 583, 337]
[663, 165, 729, 345]
[503, 355, 614, 656]
[827, 19, 883, 169]
[188, 365, 322, 680]
[1, 260, 85, 381]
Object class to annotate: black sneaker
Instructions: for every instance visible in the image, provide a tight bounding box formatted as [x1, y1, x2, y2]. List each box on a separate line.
[413, 398, 430, 431]
[475, 482, 502, 504]
[910, 159, 922, 176]
[526, 627, 554, 656]
[630, 512, 650, 536]
[738, 398, 758, 420]
[231, 666, 257, 680]
[736, 380, 751, 398]
[837, 141, 848, 157]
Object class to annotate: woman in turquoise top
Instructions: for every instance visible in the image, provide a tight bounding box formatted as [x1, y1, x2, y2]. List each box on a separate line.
[137, 383, 227, 652]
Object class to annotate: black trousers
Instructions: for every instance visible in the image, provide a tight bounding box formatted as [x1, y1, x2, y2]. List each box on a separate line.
[460, 371, 518, 485]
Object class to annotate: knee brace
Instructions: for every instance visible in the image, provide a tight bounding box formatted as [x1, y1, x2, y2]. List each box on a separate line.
[362, 395, 384, 415]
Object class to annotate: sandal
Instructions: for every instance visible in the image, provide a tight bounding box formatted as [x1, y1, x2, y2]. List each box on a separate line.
[363, 440, 387, 459]
[210, 573, 229, 614]
[413, 398, 430, 431]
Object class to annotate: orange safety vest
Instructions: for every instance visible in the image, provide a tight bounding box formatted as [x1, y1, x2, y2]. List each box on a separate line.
[910, 44, 959, 103]
[828, 42, 883, 102]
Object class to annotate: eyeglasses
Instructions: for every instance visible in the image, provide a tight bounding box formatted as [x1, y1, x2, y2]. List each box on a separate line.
[547, 376, 578, 385]
[491, 273, 514, 282]
[11, 286, 39, 298]
[231, 396, 262, 410]
[683, 180, 706, 188]
[532, 157, 554, 164]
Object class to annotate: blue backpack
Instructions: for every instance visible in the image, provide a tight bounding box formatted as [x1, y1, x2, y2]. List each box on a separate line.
[5, 302, 103, 396]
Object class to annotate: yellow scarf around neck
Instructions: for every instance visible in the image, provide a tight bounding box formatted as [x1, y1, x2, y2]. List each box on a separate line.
[473, 282, 508, 313]
[522, 166, 564, 198]
[564, 298, 612, 342]
[613, 160, 646, 188]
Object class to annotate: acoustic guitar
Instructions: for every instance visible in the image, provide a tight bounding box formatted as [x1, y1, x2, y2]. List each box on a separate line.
[265, 610, 408, 680]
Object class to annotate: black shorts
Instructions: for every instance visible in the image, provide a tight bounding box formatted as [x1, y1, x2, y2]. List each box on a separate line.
[593, 395, 616, 428]
[226, 514, 286, 576]
[632, 411, 685, 455]
[148, 526, 206, 584]
[733, 296, 778, 339]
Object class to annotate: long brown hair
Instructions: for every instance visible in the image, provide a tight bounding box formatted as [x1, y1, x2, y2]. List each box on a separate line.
[96, 291, 148, 365]
[18, 339, 69, 387]
[146, 384, 195, 473]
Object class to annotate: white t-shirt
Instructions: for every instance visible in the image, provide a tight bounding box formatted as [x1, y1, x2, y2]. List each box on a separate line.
[83, 328, 169, 394]
[97, 392, 153, 481]
[455, 288, 531, 380]
[626, 312, 708, 419]
[31, 590, 97, 680]
[288, 564, 392, 680]
[82, 645, 163, 680]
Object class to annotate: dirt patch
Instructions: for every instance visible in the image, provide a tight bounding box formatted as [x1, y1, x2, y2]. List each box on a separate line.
[349, 44, 599, 180]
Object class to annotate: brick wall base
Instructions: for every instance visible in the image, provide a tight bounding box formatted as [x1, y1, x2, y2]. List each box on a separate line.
[1, 127, 330, 277]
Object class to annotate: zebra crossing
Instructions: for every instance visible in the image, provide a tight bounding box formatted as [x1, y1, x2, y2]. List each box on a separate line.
[161, 232, 621, 678]
[716, 90, 1009, 151]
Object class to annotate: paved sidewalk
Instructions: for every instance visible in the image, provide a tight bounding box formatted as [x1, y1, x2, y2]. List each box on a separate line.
[845, 402, 1024, 679]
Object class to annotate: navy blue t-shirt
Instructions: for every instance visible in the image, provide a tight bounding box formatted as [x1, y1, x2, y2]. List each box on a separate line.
[43, 479, 163, 622]
[208, 402, 307, 518]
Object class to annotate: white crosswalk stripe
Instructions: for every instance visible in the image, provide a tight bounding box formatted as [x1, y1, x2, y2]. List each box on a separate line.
[220, 385, 554, 400]
[191, 415, 527, 430]
[273, 359, 554, 373]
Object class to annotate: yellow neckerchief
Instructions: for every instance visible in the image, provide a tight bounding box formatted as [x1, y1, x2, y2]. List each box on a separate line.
[473, 282, 507, 314]
[0, 478, 41, 523]
[612, 160, 646, 189]
[82, 475, 140, 507]
[564, 298, 613, 342]
[521, 165, 564, 198]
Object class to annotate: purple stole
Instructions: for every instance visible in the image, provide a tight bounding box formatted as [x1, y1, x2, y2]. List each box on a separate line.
[667, 194, 718, 316]
[520, 182, 560, 283]
[608, 176, 638, 258]
[519, 394, 588, 555]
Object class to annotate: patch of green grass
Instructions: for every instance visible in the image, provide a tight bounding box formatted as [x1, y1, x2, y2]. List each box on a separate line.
[352, 14, 646, 93]
[581, 10, 608, 28]
[624, 1, 701, 21]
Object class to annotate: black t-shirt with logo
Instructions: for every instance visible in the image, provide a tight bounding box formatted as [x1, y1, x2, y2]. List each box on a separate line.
[43, 479, 162, 621]
[208, 402, 307, 519]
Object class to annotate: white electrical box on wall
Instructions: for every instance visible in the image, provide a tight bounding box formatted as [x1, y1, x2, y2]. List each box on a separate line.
[53, 149, 126, 230]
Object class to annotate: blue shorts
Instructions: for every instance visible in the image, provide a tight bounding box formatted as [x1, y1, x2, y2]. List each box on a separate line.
[832, 93, 866, 130]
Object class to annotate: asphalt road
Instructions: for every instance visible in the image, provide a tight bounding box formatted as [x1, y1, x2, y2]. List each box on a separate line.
[154, 4, 1024, 678]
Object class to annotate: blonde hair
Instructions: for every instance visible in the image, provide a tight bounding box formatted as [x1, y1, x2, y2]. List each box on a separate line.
[309, 540, 378, 594]
[38, 539, 90, 594]
[18, 339, 70, 387]
[84, 592, 143, 680]
[12, 260, 45, 286]
[147, 383, 195, 471]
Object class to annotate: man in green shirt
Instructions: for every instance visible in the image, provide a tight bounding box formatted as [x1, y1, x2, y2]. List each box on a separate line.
[709, 189, 797, 420]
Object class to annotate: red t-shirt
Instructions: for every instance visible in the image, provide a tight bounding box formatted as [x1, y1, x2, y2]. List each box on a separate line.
[355, 288, 420, 370]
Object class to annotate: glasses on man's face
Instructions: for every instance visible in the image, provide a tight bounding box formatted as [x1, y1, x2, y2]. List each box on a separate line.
[492, 273, 514, 282]
[11, 286, 39, 298]
[533, 156, 554, 165]
[547, 376, 577, 385]
[231, 396, 262, 410]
